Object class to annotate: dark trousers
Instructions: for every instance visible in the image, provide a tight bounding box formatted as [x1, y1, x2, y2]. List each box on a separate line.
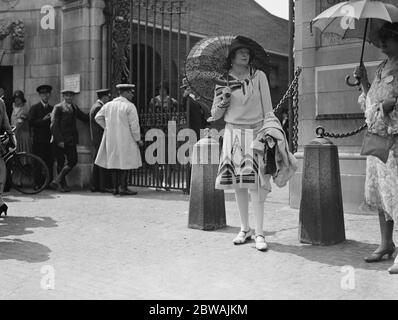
[91, 145, 111, 191]
[111, 169, 129, 191]
[54, 144, 78, 173]
[32, 142, 54, 182]
[53, 144, 78, 187]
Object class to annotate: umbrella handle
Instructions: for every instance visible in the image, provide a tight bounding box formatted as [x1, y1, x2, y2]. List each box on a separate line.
[345, 75, 361, 87]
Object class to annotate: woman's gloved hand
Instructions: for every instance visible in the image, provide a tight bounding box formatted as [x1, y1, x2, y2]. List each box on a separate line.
[353, 63, 369, 85]
[222, 87, 232, 104]
[353, 63, 371, 94]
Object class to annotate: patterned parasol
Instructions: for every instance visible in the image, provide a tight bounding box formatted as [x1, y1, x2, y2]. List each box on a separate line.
[184, 35, 270, 108]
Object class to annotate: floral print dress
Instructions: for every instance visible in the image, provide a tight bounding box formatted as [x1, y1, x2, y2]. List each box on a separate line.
[359, 60, 398, 221]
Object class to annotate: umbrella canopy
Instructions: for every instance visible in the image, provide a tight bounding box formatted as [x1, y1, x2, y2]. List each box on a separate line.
[310, 0, 398, 85]
[311, 0, 398, 47]
[184, 35, 270, 108]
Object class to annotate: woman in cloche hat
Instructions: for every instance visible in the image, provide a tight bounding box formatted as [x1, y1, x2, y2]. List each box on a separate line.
[208, 37, 275, 252]
[11, 90, 31, 154]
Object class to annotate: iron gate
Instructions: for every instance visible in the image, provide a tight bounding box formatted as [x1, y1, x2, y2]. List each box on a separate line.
[108, 0, 191, 192]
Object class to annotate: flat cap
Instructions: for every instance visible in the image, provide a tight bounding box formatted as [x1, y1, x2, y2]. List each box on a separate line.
[96, 88, 111, 94]
[61, 89, 76, 94]
[36, 84, 53, 93]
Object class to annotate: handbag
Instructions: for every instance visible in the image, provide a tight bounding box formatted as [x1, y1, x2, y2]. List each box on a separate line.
[360, 131, 394, 163]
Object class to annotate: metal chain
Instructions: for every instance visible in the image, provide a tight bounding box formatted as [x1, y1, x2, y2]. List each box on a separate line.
[274, 66, 302, 153]
[316, 122, 367, 139]
[292, 80, 299, 153]
[274, 66, 302, 113]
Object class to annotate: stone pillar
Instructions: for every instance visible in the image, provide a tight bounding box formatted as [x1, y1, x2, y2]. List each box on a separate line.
[299, 135, 345, 245]
[61, 0, 106, 188]
[188, 137, 226, 230]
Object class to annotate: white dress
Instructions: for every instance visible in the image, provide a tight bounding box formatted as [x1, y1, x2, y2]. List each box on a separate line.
[210, 69, 274, 201]
[95, 97, 142, 170]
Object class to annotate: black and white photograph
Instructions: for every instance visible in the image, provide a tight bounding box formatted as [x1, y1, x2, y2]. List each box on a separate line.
[0, 0, 398, 305]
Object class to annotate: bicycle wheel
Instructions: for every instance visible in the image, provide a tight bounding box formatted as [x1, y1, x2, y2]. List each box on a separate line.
[7, 152, 50, 194]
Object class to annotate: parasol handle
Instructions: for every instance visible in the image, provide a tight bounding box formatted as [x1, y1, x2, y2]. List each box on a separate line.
[345, 19, 369, 89]
[346, 59, 366, 89]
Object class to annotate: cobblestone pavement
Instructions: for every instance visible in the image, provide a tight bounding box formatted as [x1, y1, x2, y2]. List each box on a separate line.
[0, 185, 397, 300]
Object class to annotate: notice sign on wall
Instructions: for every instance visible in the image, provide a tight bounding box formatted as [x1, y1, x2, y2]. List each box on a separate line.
[63, 74, 81, 93]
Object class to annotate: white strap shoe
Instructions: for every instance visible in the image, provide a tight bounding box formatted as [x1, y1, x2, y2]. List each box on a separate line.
[255, 235, 268, 251]
[233, 229, 253, 245]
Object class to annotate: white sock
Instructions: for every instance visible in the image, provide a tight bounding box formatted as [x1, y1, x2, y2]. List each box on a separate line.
[250, 189, 265, 236]
[235, 188, 250, 231]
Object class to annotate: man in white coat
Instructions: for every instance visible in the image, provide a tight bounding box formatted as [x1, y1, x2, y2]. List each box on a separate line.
[94, 84, 144, 195]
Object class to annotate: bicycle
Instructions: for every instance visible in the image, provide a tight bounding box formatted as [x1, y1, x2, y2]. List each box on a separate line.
[0, 128, 50, 194]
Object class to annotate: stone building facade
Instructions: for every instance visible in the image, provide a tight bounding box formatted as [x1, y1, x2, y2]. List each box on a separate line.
[0, 0, 289, 188]
[0, 0, 107, 187]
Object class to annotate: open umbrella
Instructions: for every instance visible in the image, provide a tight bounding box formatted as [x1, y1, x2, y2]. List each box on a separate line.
[184, 35, 270, 108]
[310, 0, 398, 86]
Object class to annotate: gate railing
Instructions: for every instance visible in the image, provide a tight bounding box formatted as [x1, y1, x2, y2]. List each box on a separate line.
[109, 0, 191, 192]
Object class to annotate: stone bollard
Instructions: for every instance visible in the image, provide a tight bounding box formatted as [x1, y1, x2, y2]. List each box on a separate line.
[298, 127, 346, 245]
[188, 137, 226, 230]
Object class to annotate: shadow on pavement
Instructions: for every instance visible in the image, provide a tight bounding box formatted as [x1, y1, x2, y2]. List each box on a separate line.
[2, 197, 21, 203]
[0, 216, 57, 238]
[3, 190, 59, 201]
[0, 216, 57, 262]
[267, 239, 393, 271]
[0, 238, 51, 263]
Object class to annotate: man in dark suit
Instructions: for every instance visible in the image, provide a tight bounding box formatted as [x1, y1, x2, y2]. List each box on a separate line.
[181, 78, 210, 142]
[29, 85, 54, 186]
[89, 89, 112, 192]
[50, 90, 89, 192]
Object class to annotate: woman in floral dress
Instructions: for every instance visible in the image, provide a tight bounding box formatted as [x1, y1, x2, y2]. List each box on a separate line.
[355, 22, 398, 274]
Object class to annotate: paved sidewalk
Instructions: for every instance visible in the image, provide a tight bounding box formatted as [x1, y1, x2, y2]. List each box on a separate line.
[0, 185, 397, 300]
